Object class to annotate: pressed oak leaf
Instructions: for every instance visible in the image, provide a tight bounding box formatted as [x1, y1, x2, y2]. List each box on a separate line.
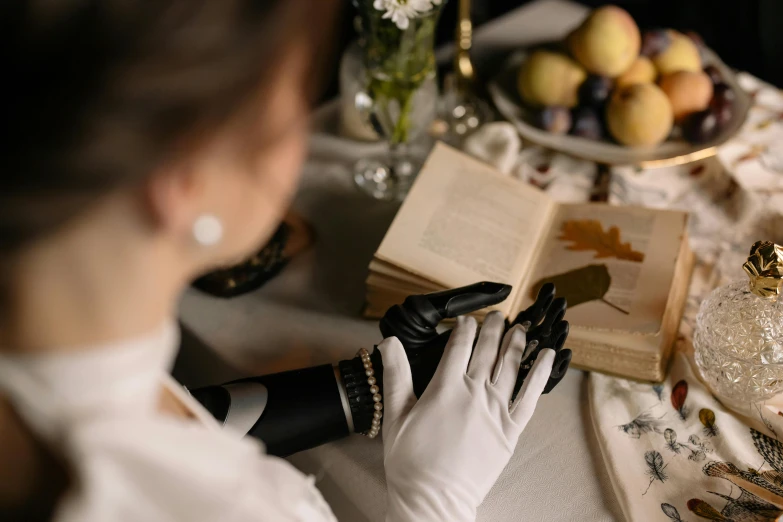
[558, 220, 645, 262]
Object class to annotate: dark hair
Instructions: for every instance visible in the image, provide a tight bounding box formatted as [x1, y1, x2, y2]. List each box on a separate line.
[0, 2, 338, 517]
[0, 0, 339, 253]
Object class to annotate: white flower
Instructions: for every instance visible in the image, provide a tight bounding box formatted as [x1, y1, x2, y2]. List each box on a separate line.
[373, 0, 436, 30]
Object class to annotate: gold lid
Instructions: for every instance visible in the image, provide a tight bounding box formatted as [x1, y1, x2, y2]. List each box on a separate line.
[743, 241, 783, 298]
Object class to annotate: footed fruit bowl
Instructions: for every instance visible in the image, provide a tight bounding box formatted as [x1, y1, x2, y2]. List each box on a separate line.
[488, 46, 751, 167]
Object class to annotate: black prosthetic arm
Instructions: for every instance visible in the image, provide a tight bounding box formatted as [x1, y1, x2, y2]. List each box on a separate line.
[189, 282, 572, 457]
[191, 364, 350, 458]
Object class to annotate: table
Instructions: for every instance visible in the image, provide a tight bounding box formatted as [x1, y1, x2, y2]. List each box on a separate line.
[177, 1, 623, 520]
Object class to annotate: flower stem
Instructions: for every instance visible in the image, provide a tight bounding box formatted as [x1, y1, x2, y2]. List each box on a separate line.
[391, 87, 415, 144]
[359, 6, 440, 146]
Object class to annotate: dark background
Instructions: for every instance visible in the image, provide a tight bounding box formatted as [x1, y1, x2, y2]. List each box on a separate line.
[327, 0, 783, 100]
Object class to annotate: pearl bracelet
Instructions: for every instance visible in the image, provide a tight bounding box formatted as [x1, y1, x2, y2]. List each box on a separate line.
[357, 348, 383, 438]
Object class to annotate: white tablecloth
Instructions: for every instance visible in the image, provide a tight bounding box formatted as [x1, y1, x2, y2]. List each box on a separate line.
[177, 1, 622, 520]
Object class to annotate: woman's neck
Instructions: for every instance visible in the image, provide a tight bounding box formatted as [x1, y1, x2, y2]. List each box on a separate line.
[0, 196, 187, 355]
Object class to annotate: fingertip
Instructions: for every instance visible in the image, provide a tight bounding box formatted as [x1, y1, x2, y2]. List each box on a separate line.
[504, 325, 526, 354]
[510, 324, 526, 344]
[535, 348, 556, 370]
[377, 335, 402, 351]
[552, 348, 572, 378]
[482, 311, 505, 333]
[377, 336, 405, 362]
[454, 315, 478, 337]
[464, 315, 477, 329]
[485, 310, 503, 322]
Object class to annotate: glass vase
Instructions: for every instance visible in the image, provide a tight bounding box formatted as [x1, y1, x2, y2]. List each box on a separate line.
[351, 3, 441, 201]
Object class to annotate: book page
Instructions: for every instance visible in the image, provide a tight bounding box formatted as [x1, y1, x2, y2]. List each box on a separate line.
[518, 203, 687, 334]
[368, 259, 443, 290]
[376, 143, 556, 314]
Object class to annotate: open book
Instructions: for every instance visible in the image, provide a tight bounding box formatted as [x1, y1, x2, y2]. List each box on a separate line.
[365, 143, 693, 382]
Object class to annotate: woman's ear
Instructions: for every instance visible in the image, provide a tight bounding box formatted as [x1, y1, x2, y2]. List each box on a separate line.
[142, 167, 199, 240]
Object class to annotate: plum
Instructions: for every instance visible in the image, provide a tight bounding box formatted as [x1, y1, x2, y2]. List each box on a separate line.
[703, 64, 723, 85]
[578, 75, 613, 108]
[710, 83, 736, 125]
[641, 29, 672, 57]
[681, 109, 720, 144]
[532, 106, 572, 134]
[570, 106, 605, 140]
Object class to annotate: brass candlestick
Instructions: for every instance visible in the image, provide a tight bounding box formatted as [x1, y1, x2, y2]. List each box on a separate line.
[455, 0, 476, 91]
[433, 0, 491, 144]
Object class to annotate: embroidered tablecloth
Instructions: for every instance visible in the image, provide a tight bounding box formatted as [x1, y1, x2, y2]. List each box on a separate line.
[464, 71, 783, 521]
[587, 73, 783, 522]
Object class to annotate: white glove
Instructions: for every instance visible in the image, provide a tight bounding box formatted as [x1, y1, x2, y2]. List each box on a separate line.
[378, 311, 556, 522]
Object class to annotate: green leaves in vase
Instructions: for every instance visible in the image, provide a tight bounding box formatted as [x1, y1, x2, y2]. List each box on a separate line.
[355, 2, 443, 144]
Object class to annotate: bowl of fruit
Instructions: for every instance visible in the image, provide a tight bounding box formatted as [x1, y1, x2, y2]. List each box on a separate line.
[487, 5, 751, 167]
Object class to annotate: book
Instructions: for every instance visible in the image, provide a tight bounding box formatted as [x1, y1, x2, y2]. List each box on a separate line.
[365, 143, 693, 382]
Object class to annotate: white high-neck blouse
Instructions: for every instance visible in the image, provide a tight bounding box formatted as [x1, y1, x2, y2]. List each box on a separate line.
[0, 323, 336, 521]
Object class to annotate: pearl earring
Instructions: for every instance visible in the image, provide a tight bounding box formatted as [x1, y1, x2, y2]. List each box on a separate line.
[192, 214, 223, 246]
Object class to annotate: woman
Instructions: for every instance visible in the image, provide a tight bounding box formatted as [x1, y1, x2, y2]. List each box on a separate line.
[0, 1, 556, 521]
